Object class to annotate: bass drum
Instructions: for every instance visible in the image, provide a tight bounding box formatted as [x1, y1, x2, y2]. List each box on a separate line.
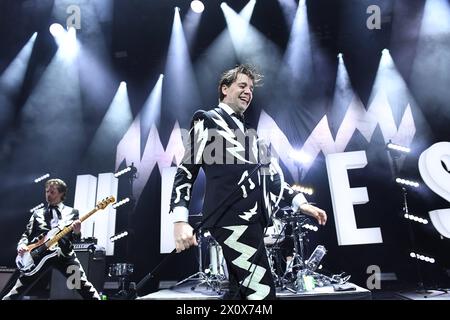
[264, 218, 285, 246]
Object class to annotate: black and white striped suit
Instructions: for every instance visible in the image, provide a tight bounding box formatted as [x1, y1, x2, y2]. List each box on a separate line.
[170, 103, 307, 300]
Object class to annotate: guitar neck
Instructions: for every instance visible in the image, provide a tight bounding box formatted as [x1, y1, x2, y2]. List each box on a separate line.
[45, 207, 99, 248]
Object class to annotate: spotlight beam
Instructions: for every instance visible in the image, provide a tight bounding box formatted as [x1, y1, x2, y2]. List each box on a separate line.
[0, 33, 37, 131]
[164, 6, 201, 122]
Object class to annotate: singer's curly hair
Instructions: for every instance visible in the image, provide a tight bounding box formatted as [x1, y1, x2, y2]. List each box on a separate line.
[45, 178, 67, 201]
[218, 64, 263, 101]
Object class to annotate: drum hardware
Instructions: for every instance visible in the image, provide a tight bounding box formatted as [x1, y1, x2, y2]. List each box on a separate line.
[281, 218, 310, 293]
[265, 214, 321, 292]
[264, 221, 288, 288]
[174, 229, 227, 294]
[265, 210, 352, 292]
[263, 218, 285, 247]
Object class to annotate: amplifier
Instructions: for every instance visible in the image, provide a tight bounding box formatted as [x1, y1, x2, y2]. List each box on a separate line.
[73, 242, 96, 251]
[50, 247, 106, 299]
[73, 237, 97, 251]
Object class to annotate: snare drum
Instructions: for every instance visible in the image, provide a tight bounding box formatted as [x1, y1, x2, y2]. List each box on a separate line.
[264, 218, 285, 246]
[109, 263, 134, 277]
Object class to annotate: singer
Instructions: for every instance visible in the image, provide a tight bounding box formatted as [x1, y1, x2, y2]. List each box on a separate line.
[169, 64, 327, 300]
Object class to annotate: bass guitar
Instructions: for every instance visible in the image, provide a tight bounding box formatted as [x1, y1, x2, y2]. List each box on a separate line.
[16, 196, 115, 276]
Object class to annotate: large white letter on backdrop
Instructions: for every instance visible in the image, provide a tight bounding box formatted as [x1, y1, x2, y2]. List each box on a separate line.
[419, 142, 450, 238]
[326, 151, 383, 245]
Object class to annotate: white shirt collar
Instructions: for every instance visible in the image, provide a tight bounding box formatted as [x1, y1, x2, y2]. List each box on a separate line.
[218, 102, 245, 131]
[218, 102, 236, 116]
[48, 202, 64, 211]
[48, 202, 64, 228]
[54, 202, 64, 210]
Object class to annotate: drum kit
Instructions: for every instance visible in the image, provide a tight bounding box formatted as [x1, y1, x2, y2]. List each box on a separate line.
[172, 210, 350, 295]
[108, 263, 134, 296]
[264, 212, 308, 289]
[263, 210, 350, 292]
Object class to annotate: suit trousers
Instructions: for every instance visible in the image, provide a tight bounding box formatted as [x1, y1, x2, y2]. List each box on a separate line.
[209, 222, 276, 300]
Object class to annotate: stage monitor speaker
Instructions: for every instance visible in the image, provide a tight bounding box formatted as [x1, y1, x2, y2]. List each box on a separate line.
[50, 248, 106, 299]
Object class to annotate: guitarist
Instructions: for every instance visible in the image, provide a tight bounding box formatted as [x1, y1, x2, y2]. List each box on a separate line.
[2, 179, 100, 300]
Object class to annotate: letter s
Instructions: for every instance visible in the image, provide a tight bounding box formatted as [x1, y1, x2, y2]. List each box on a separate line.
[418, 142, 450, 238]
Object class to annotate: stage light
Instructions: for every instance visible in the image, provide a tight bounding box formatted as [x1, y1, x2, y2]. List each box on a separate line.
[29, 203, 44, 213]
[410, 251, 435, 263]
[290, 150, 311, 164]
[34, 173, 50, 183]
[337, 53, 343, 59]
[396, 178, 420, 188]
[292, 184, 314, 195]
[112, 197, 130, 209]
[110, 231, 128, 242]
[382, 48, 389, 55]
[49, 24, 79, 58]
[120, 81, 127, 87]
[49, 23, 65, 38]
[114, 167, 131, 178]
[403, 213, 429, 225]
[114, 164, 137, 178]
[191, 0, 205, 13]
[175, 6, 180, 12]
[387, 141, 411, 153]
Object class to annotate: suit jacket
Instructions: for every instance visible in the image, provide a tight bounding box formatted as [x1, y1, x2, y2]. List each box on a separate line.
[170, 106, 302, 228]
[18, 203, 81, 255]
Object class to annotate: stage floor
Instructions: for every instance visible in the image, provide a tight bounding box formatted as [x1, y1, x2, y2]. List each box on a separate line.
[137, 281, 372, 300]
[395, 289, 450, 300]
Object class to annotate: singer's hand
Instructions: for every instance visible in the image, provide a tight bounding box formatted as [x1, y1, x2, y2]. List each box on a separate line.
[174, 222, 198, 253]
[298, 203, 327, 226]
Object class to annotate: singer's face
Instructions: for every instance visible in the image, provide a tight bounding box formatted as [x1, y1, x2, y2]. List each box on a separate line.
[221, 73, 254, 115]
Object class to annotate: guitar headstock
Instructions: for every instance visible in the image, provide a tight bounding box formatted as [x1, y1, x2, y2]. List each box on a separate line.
[96, 196, 116, 210]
